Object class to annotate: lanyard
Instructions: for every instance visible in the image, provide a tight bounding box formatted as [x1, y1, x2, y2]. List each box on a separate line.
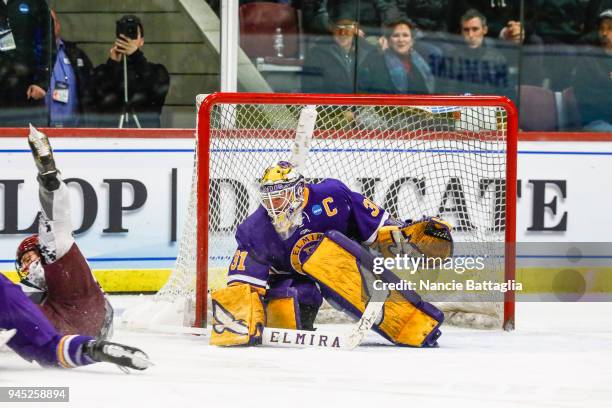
[52, 45, 69, 83]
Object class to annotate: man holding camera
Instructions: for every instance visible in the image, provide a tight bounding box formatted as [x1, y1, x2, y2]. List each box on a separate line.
[92, 15, 170, 128]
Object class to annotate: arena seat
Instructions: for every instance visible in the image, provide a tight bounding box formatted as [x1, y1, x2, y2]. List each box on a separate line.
[519, 85, 558, 131]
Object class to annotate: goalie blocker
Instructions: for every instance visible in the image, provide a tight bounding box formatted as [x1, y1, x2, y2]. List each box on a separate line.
[211, 230, 443, 347]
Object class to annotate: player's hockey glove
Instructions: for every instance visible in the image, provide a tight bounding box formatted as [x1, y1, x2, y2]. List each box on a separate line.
[83, 339, 153, 371]
[373, 217, 453, 260]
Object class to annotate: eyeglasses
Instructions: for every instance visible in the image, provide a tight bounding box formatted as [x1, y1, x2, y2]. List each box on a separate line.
[333, 24, 357, 36]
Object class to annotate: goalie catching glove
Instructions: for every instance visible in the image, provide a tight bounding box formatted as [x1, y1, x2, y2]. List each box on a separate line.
[373, 217, 453, 261]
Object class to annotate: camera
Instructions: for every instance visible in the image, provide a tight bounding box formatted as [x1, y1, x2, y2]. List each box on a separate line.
[116, 15, 141, 40]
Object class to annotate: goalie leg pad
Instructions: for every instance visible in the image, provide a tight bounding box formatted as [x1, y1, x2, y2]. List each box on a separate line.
[266, 278, 322, 330]
[302, 230, 443, 347]
[379, 292, 443, 347]
[266, 288, 300, 330]
[210, 284, 264, 346]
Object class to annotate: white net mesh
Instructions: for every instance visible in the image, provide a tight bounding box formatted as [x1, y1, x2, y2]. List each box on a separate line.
[130, 94, 514, 330]
[154, 142, 199, 304]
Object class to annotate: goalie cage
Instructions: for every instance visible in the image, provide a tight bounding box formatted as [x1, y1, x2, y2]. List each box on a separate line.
[121, 93, 517, 333]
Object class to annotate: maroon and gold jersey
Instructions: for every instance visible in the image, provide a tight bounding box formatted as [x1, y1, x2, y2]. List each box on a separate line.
[40, 243, 108, 337]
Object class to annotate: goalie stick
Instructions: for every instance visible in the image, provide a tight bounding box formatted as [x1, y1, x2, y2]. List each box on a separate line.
[290, 105, 317, 171]
[262, 265, 389, 350]
[261, 300, 385, 350]
[131, 300, 384, 346]
[346, 298, 385, 348]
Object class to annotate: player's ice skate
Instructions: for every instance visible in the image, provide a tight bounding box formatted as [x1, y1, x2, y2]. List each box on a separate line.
[84, 340, 153, 371]
[28, 124, 56, 176]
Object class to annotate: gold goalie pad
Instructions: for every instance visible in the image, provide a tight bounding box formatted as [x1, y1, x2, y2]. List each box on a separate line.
[373, 217, 453, 260]
[266, 298, 298, 330]
[210, 284, 265, 346]
[302, 234, 442, 347]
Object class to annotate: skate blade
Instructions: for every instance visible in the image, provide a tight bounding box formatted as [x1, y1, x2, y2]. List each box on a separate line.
[105, 345, 154, 370]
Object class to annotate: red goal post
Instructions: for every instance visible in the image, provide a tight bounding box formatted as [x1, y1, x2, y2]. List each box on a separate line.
[195, 93, 518, 330]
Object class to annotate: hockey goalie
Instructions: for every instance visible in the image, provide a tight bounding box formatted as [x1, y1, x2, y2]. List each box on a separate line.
[211, 160, 453, 347]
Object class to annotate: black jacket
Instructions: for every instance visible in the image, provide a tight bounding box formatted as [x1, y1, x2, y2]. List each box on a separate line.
[302, 37, 374, 93]
[396, 0, 453, 32]
[531, 0, 588, 44]
[0, 0, 53, 121]
[91, 50, 170, 128]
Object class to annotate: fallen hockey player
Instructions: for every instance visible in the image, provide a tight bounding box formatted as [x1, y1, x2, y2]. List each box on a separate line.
[14, 125, 113, 338]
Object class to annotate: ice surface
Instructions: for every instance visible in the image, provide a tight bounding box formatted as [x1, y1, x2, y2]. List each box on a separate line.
[2, 298, 611, 408]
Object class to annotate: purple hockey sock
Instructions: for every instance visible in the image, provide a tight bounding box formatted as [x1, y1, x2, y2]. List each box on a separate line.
[56, 335, 95, 368]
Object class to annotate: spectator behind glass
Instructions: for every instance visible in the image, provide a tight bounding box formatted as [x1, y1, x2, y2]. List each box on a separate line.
[302, 18, 374, 93]
[462, 9, 488, 48]
[583, 0, 612, 43]
[432, 9, 510, 96]
[46, 10, 94, 127]
[450, 1, 591, 45]
[0, 0, 53, 126]
[572, 9, 612, 131]
[357, 19, 434, 94]
[449, 0, 530, 44]
[91, 15, 169, 128]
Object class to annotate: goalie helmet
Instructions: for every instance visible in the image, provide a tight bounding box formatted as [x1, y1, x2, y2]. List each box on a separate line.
[259, 161, 305, 236]
[15, 234, 41, 280]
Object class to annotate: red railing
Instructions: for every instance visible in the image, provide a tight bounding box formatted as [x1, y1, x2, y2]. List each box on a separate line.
[1, 128, 611, 141]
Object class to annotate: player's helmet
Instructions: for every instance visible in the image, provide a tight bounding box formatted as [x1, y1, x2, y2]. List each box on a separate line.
[259, 161, 305, 235]
[15, 234, 40, 280]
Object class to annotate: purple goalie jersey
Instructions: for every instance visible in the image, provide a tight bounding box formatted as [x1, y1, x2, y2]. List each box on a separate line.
[227, 179, 389, 289]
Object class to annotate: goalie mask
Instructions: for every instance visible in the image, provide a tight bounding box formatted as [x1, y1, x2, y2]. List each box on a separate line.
[259, 161, 305, 236]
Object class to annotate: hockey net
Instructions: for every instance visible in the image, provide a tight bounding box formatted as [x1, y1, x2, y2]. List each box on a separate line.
[122, 93, 517, 332]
